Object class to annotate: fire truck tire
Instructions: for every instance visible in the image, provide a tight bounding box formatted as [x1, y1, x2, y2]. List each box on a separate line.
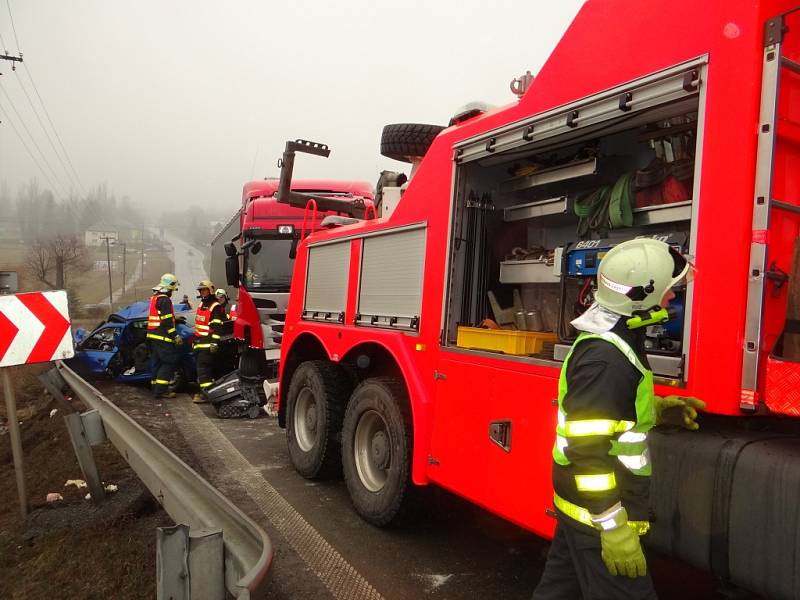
[380, 123, 445, 163]
[285, 360, 350, 479]
[341, 377, 410, 527]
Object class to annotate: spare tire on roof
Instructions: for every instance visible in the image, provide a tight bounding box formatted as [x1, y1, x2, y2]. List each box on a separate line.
[380, 123, 445, 163]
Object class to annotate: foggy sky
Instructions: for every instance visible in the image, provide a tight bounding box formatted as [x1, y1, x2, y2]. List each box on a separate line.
[1, 1, 583, 218]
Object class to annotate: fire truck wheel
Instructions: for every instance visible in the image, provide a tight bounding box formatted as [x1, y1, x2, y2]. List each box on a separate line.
[380, 123, 446, 163]
[342, 377, 410, 527]
[286, 360, 350, 479]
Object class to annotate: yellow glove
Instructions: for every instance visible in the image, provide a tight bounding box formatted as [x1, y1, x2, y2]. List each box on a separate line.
[209, 343, 219, 353]
[655, 395, 706, 430]
[600, 508, 647, 578]
[173, 336, 183, 347]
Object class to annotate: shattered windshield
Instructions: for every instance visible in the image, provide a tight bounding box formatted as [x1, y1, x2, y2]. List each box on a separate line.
[243, 238, 294, 292]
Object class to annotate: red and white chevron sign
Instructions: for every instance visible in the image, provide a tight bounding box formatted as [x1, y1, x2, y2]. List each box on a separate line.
[0, 291, 74, 367]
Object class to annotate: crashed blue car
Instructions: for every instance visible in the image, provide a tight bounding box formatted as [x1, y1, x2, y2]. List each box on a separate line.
[69, 301, 197, 388]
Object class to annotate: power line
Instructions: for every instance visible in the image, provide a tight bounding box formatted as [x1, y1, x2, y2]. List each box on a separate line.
[0, 101, 61, 194]
[13, 69, 79, 192]
[22, 64, 86, 194]
[0, 29, 8, 54]
[2, 0, 87, 195]
[5, 0, 20, 54]
[0, 81, 66, 196]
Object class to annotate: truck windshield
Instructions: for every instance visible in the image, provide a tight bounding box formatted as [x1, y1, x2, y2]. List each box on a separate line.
[243, 238, 294, 292]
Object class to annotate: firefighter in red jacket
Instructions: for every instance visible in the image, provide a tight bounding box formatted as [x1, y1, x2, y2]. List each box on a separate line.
[192, 279, 226, 403]
[533, 239, 705, 600]
[146, 273, 182, 399]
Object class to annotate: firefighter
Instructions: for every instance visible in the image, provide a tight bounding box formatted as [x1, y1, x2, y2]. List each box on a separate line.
[533, 239, 705, 600]
[146, 273, 182, 399]
[192, 279, 226, 403]
[214, 288, 230, 316]
[214, 288, 237, 376]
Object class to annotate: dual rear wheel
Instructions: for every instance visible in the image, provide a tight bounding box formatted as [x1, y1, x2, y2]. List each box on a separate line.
[285, 361, 411, 526]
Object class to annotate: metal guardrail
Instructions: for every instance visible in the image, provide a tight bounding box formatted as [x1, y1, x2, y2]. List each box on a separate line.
[53, 361, 273, 599]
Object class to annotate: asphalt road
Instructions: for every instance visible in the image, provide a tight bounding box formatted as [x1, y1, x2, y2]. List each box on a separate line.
[184, 406, 720, 600]
[194, 405, 549, 600]
[97, 379, 729, 600]
[163, 231, 207, 296]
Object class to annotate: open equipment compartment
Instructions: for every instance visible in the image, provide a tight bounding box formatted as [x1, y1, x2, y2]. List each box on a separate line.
[443, 60, 706, 382]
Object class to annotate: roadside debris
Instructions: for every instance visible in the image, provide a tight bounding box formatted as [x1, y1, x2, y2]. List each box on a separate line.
[104, 484, 119, 493]
[265, 400, 278, 417]
[49, 409, 58, 418]
[46, 493, 63, 503]
[65, 479, 87, 489]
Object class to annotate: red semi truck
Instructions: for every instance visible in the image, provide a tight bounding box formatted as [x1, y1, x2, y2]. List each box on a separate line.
[219, 173, 374, 415]
[276, 2, 800, 597]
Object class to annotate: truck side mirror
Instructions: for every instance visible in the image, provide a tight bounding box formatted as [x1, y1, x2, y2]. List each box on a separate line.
[252, 241, 262, 255]
[225, 255, 240, 288]
[224, 242, 237, 257]
[289, 238, 298, 260]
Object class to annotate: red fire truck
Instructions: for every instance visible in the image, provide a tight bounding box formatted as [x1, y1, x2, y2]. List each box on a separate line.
[218, 173, 374, 415]
[277, 1, 800, 596]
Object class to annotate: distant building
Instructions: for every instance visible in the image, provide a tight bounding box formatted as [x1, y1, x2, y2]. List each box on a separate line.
[85, 224, 119, 247]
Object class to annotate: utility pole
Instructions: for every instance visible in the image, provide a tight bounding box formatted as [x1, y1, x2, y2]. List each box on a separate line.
[0, 53, 23, 77]
[0, 55, 23, 124]
[121, 242, 127, 296]
[100, 235, 114, 310]
[141, 224, 145, 281]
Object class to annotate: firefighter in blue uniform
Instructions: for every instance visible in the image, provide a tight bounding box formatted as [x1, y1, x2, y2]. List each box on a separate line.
[146, 273, 181, 399]
[533, 239, 705, 600]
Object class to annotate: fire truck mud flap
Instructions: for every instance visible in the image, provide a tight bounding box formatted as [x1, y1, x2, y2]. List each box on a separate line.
[649, 423, 800, 598]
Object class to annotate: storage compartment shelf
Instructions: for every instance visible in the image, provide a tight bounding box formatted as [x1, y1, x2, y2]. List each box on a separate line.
[633, 199, 693, 225]
[504, 195, 570, 222]
[500, 158, 600, 194]
[500, 259, 558, 283]
[499, 156, 631, 201]
[503, 196, 693, 227]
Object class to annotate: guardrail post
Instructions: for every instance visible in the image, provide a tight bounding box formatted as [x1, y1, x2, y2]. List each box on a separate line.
[157, 525, 224, 600]
[2, 368, 28, 518]
[189, 528, 225, 599]
[157, 524, 190, 600]
[64, 411, 106, 503]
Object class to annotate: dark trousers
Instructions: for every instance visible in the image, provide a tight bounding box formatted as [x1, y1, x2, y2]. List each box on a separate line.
[150, 340, 178, 397]
[195, 348, 216, 392]
[533, 520, 657, 600]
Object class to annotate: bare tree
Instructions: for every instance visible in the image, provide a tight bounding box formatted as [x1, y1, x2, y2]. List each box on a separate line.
[50, 235, 88, 288]
[25, 234, 87, 290]
[26, 238, 55, 288]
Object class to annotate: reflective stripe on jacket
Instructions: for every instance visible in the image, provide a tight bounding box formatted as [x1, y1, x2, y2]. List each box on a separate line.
[194, 300, 225, 347]
[146, 293, 176, 341]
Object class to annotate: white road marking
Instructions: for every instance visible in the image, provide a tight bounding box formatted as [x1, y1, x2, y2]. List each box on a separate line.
[170, 401, 386, 600]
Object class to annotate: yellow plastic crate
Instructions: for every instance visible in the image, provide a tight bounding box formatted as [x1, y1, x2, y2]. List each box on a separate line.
[456, 326, 558, 355]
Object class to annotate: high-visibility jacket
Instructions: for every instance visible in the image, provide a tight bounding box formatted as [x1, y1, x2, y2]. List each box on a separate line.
[551, 330, 656, 534]
[146, 293, 176, 342]
[194, 299, 225, 349]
